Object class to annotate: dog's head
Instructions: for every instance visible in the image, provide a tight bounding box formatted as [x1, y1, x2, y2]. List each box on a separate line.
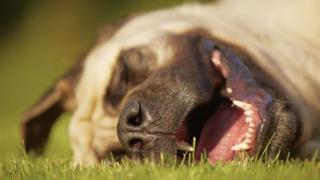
[101, 24, 298, 164]
[21, 24, 299, 166]
[23, 5, 309, 165]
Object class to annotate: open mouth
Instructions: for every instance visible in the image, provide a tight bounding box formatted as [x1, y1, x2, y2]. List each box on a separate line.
[175, 48, 272, 165]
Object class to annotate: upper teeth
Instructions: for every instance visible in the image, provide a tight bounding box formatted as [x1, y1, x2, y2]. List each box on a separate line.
[177, 100, 257, 153]
[248, 128, 254, 133]
[245, 133, 253, 138]
[245, 110, 253, 116]
[245, 117, 253, 123]
[249, 122, 255, 128]
[232, 100, 252, 110]
[231, 100, 255, 152]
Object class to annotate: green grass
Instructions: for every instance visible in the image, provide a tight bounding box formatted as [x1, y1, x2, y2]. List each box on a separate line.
[1, 154, 320, 180]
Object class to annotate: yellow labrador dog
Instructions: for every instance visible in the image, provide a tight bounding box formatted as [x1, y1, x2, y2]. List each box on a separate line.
[21, 0, 320, 166]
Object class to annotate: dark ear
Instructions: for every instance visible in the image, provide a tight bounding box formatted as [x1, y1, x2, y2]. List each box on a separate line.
[21, 59, 83, 155]
[21, 14, 140, 155]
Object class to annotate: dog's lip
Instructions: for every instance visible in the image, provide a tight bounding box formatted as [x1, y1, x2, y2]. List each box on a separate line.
[174, 48, 272, 165]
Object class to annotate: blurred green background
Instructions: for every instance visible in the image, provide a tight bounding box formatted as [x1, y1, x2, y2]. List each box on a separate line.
[0, 0, 213, 161]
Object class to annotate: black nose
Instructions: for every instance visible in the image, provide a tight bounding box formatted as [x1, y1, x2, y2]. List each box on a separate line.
[117, 100, 152, 152]
[121, 100, 144, 129]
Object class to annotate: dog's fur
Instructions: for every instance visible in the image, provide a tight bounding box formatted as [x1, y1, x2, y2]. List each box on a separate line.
[21, 0, 320, 165]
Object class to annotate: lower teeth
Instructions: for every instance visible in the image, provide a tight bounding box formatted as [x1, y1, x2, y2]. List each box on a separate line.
[231, 142, 250, 151]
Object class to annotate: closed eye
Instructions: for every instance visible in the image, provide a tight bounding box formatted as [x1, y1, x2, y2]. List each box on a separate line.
[104, 46, 157, 112]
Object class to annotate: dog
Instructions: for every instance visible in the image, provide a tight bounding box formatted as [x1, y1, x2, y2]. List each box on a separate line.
[21, 0, 320, 166]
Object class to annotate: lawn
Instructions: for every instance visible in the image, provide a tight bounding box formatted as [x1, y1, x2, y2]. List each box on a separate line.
[1, 151, 320, 179]
[0, 0, 319, 179]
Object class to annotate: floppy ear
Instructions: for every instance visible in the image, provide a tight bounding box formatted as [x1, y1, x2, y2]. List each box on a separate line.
[21, 60, 83, 155]
[21, 14, 140, 155]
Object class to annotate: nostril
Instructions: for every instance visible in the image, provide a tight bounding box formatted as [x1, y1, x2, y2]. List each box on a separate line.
[129, 138, 143, 151]
[127, 113, 142, 126]
[124, 100, 143, 127]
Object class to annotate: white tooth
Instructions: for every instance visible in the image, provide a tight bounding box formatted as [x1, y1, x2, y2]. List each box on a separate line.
[211, 58, 221, 66]
[245, 110, 253, 116]
[232, 100, 245, 108]
[226, 87, 232, 94]
[245, 117, 253, 123]
[238, 143, 250, 150]
[248, 128, 254, 133]
[249, 122, 255, 128]
[177, 141, 194, 152]
[244, 139, 251, 144]
[231, 145, 241, 151]
[231, 142, 250, 151]
[212, 58, 221, 66]
[232, 100, 252, 110]
[245, 133, 252, 138]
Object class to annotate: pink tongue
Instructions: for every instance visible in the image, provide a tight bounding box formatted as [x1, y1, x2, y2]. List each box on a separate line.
[195, 101, 247, 165]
